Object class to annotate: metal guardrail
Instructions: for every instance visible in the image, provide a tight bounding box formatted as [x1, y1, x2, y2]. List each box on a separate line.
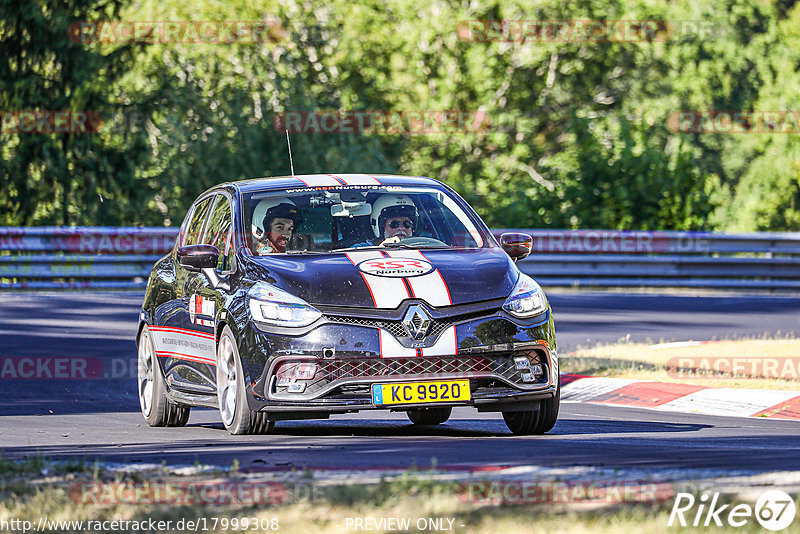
[0, 227, 177, 289]
[501, 229, 800, 290]
[1, 227, 799, 290]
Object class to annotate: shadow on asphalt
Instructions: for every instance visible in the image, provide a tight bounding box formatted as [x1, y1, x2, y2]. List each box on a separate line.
[238, 418, 712, 437]
[5, 429, 800, 473]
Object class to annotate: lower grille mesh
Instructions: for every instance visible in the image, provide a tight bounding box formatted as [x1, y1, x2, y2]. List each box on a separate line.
[273, 352, 546, 398]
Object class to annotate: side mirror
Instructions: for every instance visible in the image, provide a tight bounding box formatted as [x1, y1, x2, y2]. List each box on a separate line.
[499, 232, 533, 261]
[178, 244, 219, 271]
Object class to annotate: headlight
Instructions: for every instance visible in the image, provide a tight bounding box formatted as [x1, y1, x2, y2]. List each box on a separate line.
[503, 273, 547, 318]
[248, 282, 322, 327]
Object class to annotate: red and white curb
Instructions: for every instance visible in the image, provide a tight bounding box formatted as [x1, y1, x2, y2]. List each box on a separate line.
[561, 374, 800, 420]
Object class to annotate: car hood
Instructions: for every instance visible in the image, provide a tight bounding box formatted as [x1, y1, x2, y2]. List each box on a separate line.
[247, 248, 518, 309]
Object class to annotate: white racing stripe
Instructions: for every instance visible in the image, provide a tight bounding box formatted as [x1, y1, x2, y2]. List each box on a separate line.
[149, 326, 216, 365]
[344, 251, 411, 308]
[421, 325, 458, 357]
[385, 250, 452, 307]
[379, 329, 417, 358]
[345, 250, 458, 357]
[295, 174, 342, 187]
[379, 325, 458, 358]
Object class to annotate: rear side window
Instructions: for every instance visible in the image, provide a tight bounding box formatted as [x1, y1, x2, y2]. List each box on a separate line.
[183, 197, 213, 246]
[202, 195, 233, 271]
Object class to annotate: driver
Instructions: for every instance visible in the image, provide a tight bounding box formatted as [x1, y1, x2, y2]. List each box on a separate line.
[359, 194, 418, 247]
[251, 198, 303, 254]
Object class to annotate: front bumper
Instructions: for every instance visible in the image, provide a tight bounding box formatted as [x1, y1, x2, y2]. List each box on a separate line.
[239, 299, 558, 414]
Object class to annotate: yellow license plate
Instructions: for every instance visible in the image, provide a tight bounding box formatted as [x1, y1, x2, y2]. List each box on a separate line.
[371, 380, 470, 406]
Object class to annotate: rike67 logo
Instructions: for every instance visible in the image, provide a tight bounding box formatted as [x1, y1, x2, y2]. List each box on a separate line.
[668, 490, 797, 531]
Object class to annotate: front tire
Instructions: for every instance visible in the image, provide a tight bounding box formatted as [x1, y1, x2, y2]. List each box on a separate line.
[137, 326, 190, 427]
[407, 407, 452, 425]
[502, 387, 560, 435]
[216, 326, 274, 435]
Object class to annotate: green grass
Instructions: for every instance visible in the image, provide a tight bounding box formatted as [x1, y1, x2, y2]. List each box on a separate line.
[0, 459, 797, 533]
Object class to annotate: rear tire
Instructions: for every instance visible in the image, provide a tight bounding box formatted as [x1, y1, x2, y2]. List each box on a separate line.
[407, 407, 452, 425]
[137, 326, 190, 427]
[502, 387, 560, 435]
[216, 326, 274, 435]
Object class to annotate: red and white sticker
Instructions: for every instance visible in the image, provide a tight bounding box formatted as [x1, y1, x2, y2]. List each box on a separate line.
[345, 250, 452, 309]
[149, 326, 216, 365]
[345, 251, 411, 308]
[357, 258, 434, 278]
[189, 294, 215, 326]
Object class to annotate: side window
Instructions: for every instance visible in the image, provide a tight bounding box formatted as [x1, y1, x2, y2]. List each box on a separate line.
[202, 195, 233, 271]
[183, 197, 213, 246]
[176, 209, 193, 249]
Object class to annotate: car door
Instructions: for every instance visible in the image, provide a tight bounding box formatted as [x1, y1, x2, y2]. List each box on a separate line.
[152, 194, 218, 395]
[181, 193, 236, 393]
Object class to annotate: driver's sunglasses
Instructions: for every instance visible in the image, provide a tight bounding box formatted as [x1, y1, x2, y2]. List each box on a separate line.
[389, 220, 414, 229]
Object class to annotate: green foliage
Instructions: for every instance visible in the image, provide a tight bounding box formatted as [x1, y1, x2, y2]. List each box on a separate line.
[0, 0, 150, 225]
[1, 0, 799, 230]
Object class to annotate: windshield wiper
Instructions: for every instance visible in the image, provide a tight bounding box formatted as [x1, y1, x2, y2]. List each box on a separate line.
[330, 244, 451, 252]
[382, 242, 449, 249]
[330, 246, 380, 252]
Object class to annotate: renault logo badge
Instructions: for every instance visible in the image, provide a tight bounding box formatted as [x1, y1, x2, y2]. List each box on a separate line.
[402, 305, 431, 339]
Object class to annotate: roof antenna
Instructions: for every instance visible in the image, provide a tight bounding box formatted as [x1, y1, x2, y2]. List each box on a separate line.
[285, 129, 295, 178]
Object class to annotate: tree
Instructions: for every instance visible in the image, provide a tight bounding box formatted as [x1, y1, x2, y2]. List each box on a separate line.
[0, 0, 150, 225]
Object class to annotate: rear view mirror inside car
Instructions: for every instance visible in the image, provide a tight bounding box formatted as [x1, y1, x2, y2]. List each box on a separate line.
[331, 201, 372, 218]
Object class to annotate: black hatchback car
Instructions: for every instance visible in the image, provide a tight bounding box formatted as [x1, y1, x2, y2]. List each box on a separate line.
[137, 174, 559, 435]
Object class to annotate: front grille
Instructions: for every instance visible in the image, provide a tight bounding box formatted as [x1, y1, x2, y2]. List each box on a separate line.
[324, 308, 497, 339]
[270, 351, 547, 400]
[324, 315, 407, 337]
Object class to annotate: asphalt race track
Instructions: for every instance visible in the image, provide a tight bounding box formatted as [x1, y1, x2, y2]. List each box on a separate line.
[2, 291, 800, 475]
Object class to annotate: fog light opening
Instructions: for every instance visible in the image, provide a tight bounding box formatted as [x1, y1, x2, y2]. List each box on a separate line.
[287, 382, 306, 393]
[514, 356, 531, 370]
[276, 361, 318, 392]
[521, 364, 544, 383]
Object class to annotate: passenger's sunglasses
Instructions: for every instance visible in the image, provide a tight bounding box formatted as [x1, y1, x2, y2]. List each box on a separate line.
[388, 220, 414, 229]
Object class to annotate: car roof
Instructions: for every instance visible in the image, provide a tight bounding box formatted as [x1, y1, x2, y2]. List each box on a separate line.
[228, 174, 443, 194]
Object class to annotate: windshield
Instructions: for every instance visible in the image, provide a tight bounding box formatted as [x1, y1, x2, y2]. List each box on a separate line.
[242, 185, 494, 255]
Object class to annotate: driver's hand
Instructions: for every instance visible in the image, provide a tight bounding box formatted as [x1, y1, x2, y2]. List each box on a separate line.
[380, 236, 402, 246]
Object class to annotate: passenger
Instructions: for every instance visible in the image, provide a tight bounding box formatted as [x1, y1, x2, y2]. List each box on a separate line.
[251, 198, 303, 254]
